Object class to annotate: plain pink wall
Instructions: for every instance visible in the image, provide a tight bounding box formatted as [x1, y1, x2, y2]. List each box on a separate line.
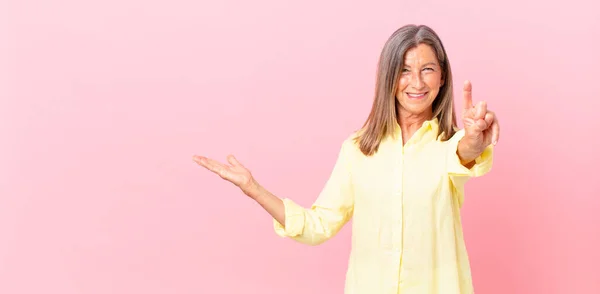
[2, 0, 599, 293]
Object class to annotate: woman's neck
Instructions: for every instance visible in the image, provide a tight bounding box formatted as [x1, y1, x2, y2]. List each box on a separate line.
[397, 109, 433, 145]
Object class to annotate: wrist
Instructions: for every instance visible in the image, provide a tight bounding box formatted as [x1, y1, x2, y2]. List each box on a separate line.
[242, 178, 261, 200]
[457, 139, 481, 166]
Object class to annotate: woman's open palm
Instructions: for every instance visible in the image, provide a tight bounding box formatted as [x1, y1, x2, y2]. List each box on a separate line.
[193, 155, 255, 193]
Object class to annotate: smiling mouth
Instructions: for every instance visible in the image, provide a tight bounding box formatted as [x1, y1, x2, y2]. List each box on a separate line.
[407, 92, 428, 99]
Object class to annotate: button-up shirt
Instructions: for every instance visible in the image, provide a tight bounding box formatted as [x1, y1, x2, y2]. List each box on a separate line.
[273, 118, 494, 294]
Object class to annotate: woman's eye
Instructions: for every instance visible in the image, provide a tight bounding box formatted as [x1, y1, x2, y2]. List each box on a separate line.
[423, 67, 434, 72]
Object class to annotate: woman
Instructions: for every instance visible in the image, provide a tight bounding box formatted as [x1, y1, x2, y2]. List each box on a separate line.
[194, 24, 500, 294]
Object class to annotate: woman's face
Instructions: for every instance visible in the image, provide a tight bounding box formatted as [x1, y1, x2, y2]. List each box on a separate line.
[395, 43, 444, 118]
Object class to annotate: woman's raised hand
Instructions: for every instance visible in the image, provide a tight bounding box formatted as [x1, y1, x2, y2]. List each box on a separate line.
[461, 80, 500, 150]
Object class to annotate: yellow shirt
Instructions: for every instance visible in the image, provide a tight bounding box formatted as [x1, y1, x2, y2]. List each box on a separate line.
[273, 118, 494, 294]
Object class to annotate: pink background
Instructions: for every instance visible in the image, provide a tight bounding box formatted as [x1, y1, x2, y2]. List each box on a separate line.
[2, 0, 599, 293]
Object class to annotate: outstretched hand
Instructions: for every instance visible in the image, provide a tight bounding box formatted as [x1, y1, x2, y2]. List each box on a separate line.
[458, 80, 500, 162]
[193, 154, 257, 196]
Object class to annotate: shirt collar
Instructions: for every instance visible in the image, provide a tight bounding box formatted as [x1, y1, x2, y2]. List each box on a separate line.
[392, 117, 440, 145]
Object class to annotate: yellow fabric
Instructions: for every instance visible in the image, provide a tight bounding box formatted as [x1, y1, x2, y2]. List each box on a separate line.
[273, 118, 493, 294]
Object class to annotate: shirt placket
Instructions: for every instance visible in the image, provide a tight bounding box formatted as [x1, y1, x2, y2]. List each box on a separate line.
[388, 138, 405, 294]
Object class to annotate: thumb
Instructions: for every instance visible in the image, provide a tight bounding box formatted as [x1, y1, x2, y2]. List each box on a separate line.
[227, 154, 243, 167]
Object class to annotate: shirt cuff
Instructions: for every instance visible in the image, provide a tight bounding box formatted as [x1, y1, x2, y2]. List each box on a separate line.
[273, 198, 306, 237]
[447, 130, 494, 177]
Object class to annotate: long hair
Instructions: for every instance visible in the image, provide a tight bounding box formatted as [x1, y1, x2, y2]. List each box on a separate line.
[354, 24, 457, 156]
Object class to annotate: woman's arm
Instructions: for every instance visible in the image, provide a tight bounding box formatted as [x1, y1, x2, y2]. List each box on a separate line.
[194, 138, 355, 246]
[243, 180, 286, 226]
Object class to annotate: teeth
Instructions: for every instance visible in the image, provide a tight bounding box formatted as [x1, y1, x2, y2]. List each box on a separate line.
[408, 93, 425, 97]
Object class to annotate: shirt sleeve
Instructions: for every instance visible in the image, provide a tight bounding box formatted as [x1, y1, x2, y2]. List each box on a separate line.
[446, 129, 494, 207]
[273, 138, 355, 246]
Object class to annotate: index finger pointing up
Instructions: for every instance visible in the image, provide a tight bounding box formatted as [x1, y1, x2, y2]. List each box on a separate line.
[463, 80, 473, 110]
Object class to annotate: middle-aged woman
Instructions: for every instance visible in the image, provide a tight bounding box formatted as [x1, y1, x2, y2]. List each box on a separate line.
[194, 24, 500, 294]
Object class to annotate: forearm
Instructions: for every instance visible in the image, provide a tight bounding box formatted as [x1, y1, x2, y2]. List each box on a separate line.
[243, 180, 286, 226]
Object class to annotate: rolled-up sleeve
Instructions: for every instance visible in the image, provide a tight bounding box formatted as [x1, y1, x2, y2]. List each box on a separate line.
[273, 138, 355, 245]
[446, 129, 494, 207]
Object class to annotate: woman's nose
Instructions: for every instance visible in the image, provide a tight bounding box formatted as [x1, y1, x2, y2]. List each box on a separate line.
[410, 72, 424, 89]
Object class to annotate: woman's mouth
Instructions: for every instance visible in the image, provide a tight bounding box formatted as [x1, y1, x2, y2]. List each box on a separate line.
[407, 92, 428, 99]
